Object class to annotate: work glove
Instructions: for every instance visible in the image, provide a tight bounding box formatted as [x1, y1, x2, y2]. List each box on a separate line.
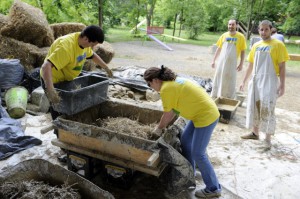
[45, 88, 61, 104]
[104, 67, 113, 78]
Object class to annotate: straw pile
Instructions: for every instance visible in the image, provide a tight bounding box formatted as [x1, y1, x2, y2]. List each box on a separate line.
[95, 117, 156, 140]
[0, 180, 81, 199]
[50, 22, 86, 39]
[1, 0, 54, 47]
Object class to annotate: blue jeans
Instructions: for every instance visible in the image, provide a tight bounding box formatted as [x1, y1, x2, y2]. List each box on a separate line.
[181, 119, 220, 192]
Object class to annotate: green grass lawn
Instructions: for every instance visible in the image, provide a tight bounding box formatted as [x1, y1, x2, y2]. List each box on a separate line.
[106, 26, 300, 67]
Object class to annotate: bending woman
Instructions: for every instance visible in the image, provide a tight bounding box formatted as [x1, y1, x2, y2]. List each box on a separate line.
[144, 66, 221, 198]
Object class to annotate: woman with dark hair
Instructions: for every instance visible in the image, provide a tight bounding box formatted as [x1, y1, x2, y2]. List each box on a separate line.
[144, 65, 222, 198]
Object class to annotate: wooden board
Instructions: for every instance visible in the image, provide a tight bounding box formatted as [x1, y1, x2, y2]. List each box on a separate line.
[52, 139, 167, 177]
[289, 54, 300, 61]
[58, 129, 161, 168]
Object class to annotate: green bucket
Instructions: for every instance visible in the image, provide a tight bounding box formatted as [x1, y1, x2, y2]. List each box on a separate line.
[5, 86, 29, 119]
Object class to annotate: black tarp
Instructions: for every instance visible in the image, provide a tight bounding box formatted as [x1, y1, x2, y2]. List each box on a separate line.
[0, 91, 42, 160]
[0, 59, 24, 90]
[104, 66, 212, 93]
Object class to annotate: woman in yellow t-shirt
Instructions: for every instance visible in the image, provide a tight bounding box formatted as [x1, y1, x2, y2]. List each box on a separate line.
[144, 66, 221, 198]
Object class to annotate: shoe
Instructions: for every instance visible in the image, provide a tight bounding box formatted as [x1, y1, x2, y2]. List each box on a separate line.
[195, 188, 221, 198]
[241, 132, 259, 140]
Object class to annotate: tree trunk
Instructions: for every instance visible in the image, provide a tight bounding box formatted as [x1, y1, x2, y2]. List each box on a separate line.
[246, 0, 255, 40]
[146, 0, 156, 27]
[178, 8, 183, 37]
[98, 0, 103, 28]
[135, 0, 140, 33]
[173, 13, 178, 41]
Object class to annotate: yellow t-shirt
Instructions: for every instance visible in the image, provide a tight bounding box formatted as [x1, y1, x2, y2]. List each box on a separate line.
[247, 38, 289, 75]
[216, 31, 247, 57]
[160, 77, 220, 127]
[42, 32, 93, 83]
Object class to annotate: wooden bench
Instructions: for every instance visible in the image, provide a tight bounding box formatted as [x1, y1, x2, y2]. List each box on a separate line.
[289, 54, 300, 61]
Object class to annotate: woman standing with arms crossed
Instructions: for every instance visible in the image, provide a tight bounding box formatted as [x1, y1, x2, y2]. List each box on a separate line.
[144, 66, 221, 198]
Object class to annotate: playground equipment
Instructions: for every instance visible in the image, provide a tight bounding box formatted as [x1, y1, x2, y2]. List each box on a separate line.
[161, 34, 187, 41]
[130, 18, 187, 51]
[130, 19, 147, 33]
[140, 26, 173, 51]
[147, 34, 173, 51]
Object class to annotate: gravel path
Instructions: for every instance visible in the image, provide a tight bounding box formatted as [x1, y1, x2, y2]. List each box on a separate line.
[110, 41, 300, 112]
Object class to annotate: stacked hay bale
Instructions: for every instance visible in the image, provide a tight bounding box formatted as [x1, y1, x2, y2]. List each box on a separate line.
[0, 35, 48, 71]
[0, 0, 53, 71]
[50, 22, 86, 39]
[83, 41, 115, 71]
[0, 0, 114, 73]
[1, 0, 54, 47]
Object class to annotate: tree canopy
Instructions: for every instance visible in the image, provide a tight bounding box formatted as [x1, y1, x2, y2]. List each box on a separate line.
[1, 0, 299, 39]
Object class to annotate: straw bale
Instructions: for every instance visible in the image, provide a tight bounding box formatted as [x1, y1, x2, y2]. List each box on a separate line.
[83, 59, 96, 71]
[35, 47, 49, 67]
[1, 0, 54, 47]
[0, 35, 44, 72]
[95, 41, 115, 64]
[83, 41, 115, 71]
[50, 22, 86, 39]
[0, 14, 8, 31]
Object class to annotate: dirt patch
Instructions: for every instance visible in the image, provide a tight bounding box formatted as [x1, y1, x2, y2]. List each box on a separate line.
[110, 41, 300, 113]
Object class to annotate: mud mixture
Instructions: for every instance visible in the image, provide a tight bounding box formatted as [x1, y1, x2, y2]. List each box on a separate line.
[94, 117, 156, 140]
[0, 180, 81, 199]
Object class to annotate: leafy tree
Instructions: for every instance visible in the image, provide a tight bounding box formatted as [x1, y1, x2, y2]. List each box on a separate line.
[202, 0, 234, 32]
[0, 0, 13, 14]
[183, 0, 207, 39]
[156, 0, 187, 38]
[281, 0, 300, 37]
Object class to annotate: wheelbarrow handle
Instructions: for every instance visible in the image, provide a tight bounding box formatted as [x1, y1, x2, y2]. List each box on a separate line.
[147, 151, 160, 167]
[40, 124, 54, 134]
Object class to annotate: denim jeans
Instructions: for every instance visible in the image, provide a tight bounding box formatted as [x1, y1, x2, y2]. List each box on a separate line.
[181, 119, 221, 192]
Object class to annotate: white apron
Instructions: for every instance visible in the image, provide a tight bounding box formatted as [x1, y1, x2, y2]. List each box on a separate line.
[246, 50, 278, 134]
[211, 42, 237, 99]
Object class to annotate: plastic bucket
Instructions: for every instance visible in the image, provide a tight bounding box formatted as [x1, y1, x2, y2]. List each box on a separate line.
[4, 86, 28, 118]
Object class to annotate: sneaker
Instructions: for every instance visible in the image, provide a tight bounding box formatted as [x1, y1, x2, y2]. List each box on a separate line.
[195, 188, 221, 198]
[241, 132, 259, 140]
